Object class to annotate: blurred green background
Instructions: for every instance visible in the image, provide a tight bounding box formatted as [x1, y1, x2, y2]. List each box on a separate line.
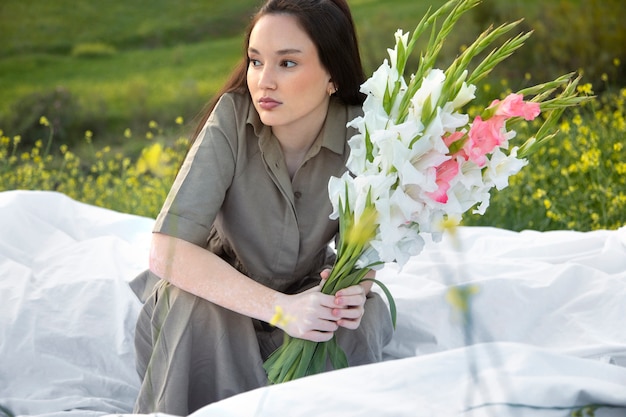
[1, 0, 624, 149]
[1, 0, 625, 230]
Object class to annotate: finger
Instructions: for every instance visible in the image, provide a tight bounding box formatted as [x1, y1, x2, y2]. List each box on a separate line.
[296, 316, 338, 334]
[332, 306, 363, 320]
[334, 292, 366, 308]
[313, 318, 339, 332]
[303, 330, 335, 343]
[335, 284, 365, 297]
[336, 308, 365, 329]
[337, 318, 361, 330]
[319, 268, 331, 280]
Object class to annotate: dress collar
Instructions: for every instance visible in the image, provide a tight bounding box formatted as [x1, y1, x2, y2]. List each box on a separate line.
[246, 96, 349, 156]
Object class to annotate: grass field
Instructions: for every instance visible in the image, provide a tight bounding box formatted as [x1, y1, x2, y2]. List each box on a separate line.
[1, 0, 549, 145]
[1, 0, 624, 231]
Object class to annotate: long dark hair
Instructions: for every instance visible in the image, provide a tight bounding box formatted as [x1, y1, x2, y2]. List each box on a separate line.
[191, 0, 366, 141]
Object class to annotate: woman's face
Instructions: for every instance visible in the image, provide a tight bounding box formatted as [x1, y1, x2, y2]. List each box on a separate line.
[247, 13, 334, 137]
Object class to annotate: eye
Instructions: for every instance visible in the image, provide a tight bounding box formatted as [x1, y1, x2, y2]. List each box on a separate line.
[281, 60, 296, 68]
[248, 58, 262, 67]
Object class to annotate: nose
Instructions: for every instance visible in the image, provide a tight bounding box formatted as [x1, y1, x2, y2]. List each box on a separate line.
[257, 66, 277, 90]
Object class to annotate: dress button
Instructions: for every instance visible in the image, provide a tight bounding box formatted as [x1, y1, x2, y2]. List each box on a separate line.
[294, 191, 302, 199]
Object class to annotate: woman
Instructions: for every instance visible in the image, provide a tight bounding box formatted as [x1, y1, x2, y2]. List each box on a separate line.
[132, 0, 393, 414]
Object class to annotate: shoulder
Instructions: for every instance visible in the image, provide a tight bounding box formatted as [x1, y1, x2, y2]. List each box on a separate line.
[208, 92, 265, 137]
[346, 102, 364, 122]
[328, 98, 363, 127]
[210, 92, 252, 123]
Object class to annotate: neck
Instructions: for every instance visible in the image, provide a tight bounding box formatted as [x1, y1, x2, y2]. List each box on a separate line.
[272, 99, 330, 154]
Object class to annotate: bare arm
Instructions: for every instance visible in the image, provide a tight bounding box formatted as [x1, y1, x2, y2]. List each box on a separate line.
[149, 232, 365, 341]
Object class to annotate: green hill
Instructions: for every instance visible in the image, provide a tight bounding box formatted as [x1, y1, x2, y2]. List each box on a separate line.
[0, 0, 623, 149]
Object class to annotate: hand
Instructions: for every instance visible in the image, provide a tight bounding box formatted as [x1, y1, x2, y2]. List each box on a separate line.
[320, 268, 368, 330]
[331, 283, 367, 330]
[276, 282, 340, 343]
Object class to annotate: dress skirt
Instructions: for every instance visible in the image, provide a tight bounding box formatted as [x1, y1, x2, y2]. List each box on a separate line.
[131, 270, 394, 415]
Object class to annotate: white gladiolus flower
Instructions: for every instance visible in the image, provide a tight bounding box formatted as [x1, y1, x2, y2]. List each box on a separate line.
[484, 146, 528, 190]
[360, 59, 394, 100]
[326, 7, 548, 271]
[270, 0, 582, 386]
[450, 70, 477, 110]
[327, 172, 354, 220]
[387, 29, 410, 71]
[409, 69, 445, 122]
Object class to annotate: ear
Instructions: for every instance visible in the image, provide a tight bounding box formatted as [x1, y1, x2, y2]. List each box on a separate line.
[327, 79, 338, 96]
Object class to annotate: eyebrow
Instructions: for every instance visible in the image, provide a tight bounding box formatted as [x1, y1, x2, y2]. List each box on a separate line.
[248, 47, 303, 55]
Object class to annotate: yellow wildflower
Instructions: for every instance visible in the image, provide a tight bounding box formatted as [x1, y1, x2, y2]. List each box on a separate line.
[39, 116, 50, 127]
[577, 83, 593, 95]
[269, 305, 293, 328]
[543, 199, 552, 210]
[446, 285, 480, 314]
[175, 116, 184, 125]
[136, 142, 170, 177]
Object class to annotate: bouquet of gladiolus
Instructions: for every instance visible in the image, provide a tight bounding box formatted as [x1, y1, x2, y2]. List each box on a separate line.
[263, 0, 589, 384]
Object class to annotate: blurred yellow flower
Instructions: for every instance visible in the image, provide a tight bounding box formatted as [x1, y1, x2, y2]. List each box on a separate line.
[39, 116, 50, 127]
[577, 83, 593, 95]
[543, 199, 552, 210]
[269, 305, 293, 328]
[135, 142, 170, 177]
[446, 285, 480, 314]
[175, 116, 184, 125]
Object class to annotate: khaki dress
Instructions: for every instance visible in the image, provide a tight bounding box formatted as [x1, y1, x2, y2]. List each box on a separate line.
[132, 93, 394, 415]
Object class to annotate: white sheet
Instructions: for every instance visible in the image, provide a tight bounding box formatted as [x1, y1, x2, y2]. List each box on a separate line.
[1, 190, 625, 417]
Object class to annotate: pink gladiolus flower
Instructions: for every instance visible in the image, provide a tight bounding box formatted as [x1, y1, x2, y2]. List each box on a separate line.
[491, 93, 540, 121]
[464, 115, 505, 167]
[443, 131, 465, 148]
[443, 131, 469, 160]
[426, 159, 459, 203]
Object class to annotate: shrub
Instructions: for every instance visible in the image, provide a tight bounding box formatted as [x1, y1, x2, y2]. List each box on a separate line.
[2, 87, 624, 231]
[0, 119, 189, 218]
[463, 87, 626, 231]
[475, 0, 626, 92]
[71, 42, 117, 58]
[0, 87, 81, 147]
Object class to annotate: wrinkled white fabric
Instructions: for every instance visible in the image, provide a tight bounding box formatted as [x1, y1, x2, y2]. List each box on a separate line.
[193, 342, 626, 417]
[0, 190, 625, 417]
[0, 191, 151, 416]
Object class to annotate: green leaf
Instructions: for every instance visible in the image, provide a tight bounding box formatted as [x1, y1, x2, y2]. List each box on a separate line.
[294, 339, 317, 377]
[327, 336, 349, 370]
[364, 278, 397, 329]
[307, 341, 329, 375]
[0, 405, 15, 417]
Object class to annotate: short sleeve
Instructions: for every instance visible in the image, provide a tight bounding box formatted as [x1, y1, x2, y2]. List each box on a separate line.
[153, 94, 245, 246]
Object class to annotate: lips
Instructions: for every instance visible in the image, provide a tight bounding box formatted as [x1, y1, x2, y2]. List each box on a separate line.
[258, 96, 281, 110]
